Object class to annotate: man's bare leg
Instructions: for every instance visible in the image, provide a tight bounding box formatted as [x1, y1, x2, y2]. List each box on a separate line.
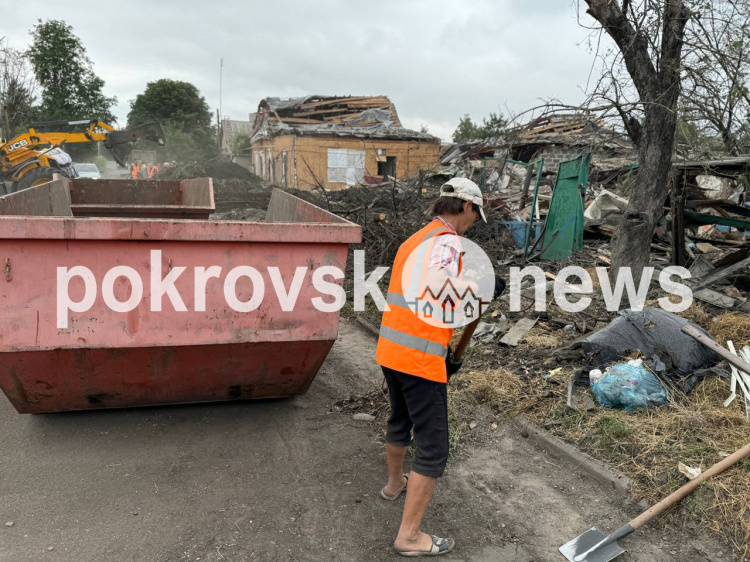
[383, 443, 408, 496]
[394, 471, 437, 552]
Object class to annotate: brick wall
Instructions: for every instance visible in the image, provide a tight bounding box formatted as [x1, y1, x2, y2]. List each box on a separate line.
[538, 145, 588, 172]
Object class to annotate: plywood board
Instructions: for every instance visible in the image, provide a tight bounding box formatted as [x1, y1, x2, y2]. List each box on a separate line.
[500, 317, 538, 347]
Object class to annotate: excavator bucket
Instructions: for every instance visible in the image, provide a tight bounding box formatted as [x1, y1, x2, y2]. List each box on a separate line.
[105, 122, 166, 166]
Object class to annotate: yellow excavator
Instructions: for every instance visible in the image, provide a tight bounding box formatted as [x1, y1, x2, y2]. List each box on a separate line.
[0, 119, 165, 193]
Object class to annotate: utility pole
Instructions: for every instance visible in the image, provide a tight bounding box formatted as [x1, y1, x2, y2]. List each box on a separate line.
[219, 57, 224, 123]
[219, 57, 224, 158]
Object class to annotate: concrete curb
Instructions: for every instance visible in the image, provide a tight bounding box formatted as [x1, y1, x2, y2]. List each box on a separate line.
[349, 318, 647, 509]
[355, 316, 380, 338]
[513, 415, 634, 500]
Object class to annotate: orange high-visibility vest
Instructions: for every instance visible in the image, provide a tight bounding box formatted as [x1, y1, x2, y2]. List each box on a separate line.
[131, 165, 140, 179]
[147, 166, 155, 179]
[376, 219, 462, 383]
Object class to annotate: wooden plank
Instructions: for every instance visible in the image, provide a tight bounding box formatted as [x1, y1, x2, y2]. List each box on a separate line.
[689, 256, 750, 292]
[500, 317, 538, 347]
[682, 325, 750, 374]
[712, 247, 750, 268]
[695, 242, 720, 253]
[518, 164, 535, 210]
[693, 288, 737, 309]
[291, 107, 352, 117]
[277, 117, 325, 124]
[544, 271, 586, 293]
[293, 96, 387, 111]
[672, 174, 686, 266]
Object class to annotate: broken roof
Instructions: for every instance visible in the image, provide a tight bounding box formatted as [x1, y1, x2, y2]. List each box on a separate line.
[440, 114, 635, 166]
[506, 114, 633, 150]
[251, 95, 438, 143]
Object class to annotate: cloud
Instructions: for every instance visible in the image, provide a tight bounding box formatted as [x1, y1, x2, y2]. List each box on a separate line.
[8, 0, 604, 140]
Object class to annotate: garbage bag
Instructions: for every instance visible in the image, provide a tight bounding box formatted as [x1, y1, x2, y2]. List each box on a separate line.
[579, 308, 719, 393]
[591, 362, 668, 410]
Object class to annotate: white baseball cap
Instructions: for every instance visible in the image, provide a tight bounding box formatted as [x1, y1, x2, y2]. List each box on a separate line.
[439, 177, 486, 222]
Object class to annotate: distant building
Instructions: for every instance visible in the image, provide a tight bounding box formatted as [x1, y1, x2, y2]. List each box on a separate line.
[221, 117, 255, 170]
[249, 95, 440, 190]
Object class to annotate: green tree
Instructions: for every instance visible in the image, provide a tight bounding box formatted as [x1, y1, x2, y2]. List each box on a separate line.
[1, 38, 39, 139]
[452, 114, 480, 142]
[127, 79, 214, 160]
[232, 132, 252, 155]
[479, 112, 508, 138]
[127, 79, 212, 134]
[27, 20, 115, 122]
[452, 112, 508, 142]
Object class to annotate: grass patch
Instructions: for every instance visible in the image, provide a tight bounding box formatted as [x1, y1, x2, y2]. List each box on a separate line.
[524, 376, 750, 558]
[594, 415, 633, 447]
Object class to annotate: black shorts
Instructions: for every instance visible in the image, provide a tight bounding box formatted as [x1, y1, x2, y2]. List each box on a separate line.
[382, 366, 449, 478]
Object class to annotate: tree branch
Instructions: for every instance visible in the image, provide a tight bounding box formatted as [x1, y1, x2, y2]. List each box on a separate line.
[584, 0, 658, 100]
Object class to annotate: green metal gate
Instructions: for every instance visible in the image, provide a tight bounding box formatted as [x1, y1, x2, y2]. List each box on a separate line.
[539, 153, 591, 260]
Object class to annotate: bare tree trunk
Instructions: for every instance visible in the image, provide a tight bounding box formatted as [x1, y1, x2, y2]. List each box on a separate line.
[611, 109, 678, 279]
[585, 0, 689, 282]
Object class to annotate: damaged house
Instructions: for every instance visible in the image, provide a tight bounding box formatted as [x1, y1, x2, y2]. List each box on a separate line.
[250, 95, 440, 190]
[441, 114, 637, 181]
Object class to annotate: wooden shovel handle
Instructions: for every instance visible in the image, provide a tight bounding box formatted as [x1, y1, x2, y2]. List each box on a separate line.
[682, 324, 750, 374]
[629, 441, 750, 530]
[452, 317, 482, 361]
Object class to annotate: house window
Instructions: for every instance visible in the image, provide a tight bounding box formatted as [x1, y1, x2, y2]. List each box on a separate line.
[377, 156, 397, 178]
[328, 149, 365, 186]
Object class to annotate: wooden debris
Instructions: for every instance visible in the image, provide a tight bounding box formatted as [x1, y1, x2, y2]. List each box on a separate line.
[723, 341, 750, 418]
[688, 255, 715, 278]
[695, 242, 720, 253]
[689, 256, 750, 293]
[500, 317, 538, 347]
[693, 289, 738, 309]
[567, 381, 596, 411]
[682, 325, 750, 374]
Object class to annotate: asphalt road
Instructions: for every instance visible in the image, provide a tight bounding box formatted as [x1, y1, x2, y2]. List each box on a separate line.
[0, 320, 737, 561]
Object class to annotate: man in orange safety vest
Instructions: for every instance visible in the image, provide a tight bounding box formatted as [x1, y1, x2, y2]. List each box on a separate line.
[375, 177, 505, 557]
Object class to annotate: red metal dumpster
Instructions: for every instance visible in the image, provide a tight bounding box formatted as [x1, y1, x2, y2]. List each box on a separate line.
[0, 188, 361, 413]
[65, 177, 215, 219]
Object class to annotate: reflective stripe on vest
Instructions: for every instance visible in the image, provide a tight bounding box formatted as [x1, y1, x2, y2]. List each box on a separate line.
[378, 325, 448, 358]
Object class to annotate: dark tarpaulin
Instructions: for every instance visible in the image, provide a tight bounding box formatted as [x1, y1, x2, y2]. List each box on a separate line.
[572, 308, 722, 394]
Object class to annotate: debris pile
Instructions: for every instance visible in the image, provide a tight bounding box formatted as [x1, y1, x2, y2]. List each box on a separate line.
[158, 160, 271, 221]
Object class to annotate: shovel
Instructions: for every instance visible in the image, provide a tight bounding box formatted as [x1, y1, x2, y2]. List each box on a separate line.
[559, 441, 750, 562]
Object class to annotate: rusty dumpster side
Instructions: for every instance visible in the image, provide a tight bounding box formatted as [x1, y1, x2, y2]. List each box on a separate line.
[0, 189, 361, 413]
[65, 177, 215, 219]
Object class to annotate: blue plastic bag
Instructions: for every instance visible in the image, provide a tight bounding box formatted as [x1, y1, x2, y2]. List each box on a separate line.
[591, 362, 667, 410]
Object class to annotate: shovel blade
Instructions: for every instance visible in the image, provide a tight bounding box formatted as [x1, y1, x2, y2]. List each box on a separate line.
[559, 527, 625, 562]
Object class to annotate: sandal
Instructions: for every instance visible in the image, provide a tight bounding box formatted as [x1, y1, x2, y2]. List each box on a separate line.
[396, 534, 455, 557]
[380, 474, 408, 501]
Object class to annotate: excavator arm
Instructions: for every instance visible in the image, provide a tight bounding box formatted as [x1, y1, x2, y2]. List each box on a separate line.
[2, 120, 166, 167]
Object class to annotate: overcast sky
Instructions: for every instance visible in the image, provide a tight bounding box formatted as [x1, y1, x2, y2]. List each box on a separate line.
[6, 0, 608, 141]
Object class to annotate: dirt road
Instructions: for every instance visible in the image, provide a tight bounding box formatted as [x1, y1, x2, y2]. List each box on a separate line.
[0, 320, 735, 561]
